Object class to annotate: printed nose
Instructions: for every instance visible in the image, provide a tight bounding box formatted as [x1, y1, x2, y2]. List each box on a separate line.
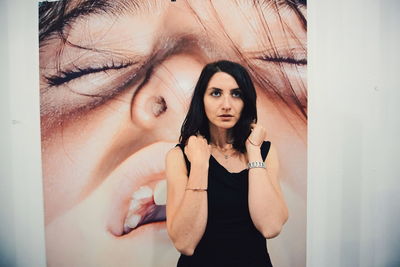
[130, 55, 205, 139]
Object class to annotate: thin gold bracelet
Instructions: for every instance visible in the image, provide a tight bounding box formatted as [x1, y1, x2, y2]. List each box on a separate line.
[185, 188, 207, 192]
[248, 138, 262, 147]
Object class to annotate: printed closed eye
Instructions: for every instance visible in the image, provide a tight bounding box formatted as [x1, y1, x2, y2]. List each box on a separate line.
[45, 61, 137, 87]
[258, 55, 307, 66]
[255, 46, 307, 66]
[43, 60, 141, 96]
[256, 52, 307, 85]
[40, 59, 148, 117]
[252, 51, 307, 114]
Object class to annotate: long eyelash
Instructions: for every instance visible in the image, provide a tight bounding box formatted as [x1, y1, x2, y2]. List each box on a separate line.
[258, 55, 307, 65]
[45, 61, 134, 86]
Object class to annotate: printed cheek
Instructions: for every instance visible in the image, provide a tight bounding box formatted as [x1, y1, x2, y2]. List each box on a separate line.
[130, 55, 205, 133]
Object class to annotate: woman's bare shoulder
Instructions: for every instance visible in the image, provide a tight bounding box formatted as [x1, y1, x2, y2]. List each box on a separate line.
[166, 145, 184, 160]
[166, 145, 188, 176]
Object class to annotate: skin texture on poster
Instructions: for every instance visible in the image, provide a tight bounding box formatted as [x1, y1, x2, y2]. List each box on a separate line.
[38, 0, 306, 266]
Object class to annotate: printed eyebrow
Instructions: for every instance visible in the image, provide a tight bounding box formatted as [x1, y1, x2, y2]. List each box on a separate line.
[39, 0, 155, 42]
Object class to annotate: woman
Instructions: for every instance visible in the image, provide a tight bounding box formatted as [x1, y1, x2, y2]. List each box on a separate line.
[166, 60, 288, 267]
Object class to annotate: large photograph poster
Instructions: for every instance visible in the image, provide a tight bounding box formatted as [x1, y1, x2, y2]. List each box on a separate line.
[38, 0, 307, 266]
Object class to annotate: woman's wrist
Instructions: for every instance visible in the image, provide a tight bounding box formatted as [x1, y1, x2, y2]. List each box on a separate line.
[191, 160, 209, 170]
[246, 138, 263, 151]
[247, 138, 262, 147]
[187, 161, 209, 189]
[185, 187, 207, 192]
[246, 148, 262, 162]
[247, 161, 266, 169]
[246, 142, 261, 153]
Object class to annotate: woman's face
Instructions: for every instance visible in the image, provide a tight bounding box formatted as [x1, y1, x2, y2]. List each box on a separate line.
[39, 0, 306, 266]
[203, 72, 244, 130]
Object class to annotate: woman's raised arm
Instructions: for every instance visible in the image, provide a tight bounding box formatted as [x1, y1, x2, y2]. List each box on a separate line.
[165, 136, 210, 256]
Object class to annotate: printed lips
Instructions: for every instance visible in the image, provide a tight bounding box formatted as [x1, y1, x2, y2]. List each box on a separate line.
[106, 142, 175, 237]
[123, 180, 167, 234]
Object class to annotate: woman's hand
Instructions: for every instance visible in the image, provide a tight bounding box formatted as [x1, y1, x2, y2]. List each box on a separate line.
[184, 135, 212, 164]
[246, 123, 267, 148]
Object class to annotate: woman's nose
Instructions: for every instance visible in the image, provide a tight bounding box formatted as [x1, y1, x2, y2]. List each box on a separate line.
[221, 96, 232, 111]
[130, 55, 205, 140]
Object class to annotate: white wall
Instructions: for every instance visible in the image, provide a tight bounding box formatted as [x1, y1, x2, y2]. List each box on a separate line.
[0, 1, 46, 266]
[308, 0, 400, 266]
[1, 0, 399, 266]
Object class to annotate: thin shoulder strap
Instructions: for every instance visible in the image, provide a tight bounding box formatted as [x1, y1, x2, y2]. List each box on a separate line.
[260, 141, 271, 161]
[175, 143, 191, 175]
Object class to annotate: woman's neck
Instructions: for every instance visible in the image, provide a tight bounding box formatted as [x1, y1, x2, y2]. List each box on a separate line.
[209, 124, 232, 149]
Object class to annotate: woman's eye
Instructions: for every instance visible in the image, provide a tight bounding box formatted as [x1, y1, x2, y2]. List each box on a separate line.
[232, 91, 242, 98]
[211, 91, 221, 97]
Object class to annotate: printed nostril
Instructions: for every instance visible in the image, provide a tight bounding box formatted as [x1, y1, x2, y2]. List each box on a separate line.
[152, 96, 167, 117]
[131, 91, 168, 129]
[130, 55, 205, 130]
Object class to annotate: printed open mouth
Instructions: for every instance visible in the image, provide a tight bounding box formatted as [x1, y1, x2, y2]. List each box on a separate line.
[106, 142, 174, 237]
[122, 180, 167, 235]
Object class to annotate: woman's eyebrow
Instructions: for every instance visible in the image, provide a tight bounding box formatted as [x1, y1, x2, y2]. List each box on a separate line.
[208, 87, 240, 91]
[40, 0, 157, 42]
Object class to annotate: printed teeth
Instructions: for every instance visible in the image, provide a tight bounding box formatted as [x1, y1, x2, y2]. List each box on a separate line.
[154, 180, 167, 205]
[129, 199, 140, 211]
[132, 186, 152, 200]
[123, 180, 167, 233]
[125, 215, 141, 230]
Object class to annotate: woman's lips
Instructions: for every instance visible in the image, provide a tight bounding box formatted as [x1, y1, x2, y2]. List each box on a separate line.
[106, 142, 176, 237]
[219, 115, 233, 120]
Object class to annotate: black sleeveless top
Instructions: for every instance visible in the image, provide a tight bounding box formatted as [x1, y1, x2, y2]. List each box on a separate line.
[175, 141, 273, 267]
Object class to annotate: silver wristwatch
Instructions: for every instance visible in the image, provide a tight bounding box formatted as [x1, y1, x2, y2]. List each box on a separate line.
[247, 161, 266, 169]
